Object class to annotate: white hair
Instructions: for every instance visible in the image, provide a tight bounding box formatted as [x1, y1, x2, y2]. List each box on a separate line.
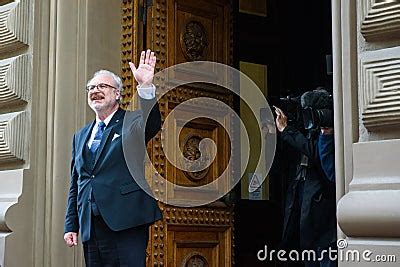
[87, 69, 123, 92]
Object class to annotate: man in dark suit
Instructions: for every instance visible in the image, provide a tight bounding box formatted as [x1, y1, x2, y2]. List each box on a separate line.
[64, 49, 162, 266]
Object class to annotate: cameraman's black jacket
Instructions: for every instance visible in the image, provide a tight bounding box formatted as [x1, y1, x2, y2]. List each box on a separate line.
[280, 125, 336, 250]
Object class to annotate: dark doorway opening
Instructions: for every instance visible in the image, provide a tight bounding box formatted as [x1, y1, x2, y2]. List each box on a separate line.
[233, 1, 333, 266]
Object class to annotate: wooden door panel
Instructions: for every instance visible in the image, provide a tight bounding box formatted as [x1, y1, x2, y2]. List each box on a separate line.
[164, 99, 231, 204]
[168, 0, 228, 66]
[167, 224, 231, 266]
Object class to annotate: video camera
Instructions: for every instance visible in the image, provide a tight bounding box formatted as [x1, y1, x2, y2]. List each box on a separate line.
[279, 88, 333, 130]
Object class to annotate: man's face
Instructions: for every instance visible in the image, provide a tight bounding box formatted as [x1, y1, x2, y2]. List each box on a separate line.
[87, 74, 121, 112]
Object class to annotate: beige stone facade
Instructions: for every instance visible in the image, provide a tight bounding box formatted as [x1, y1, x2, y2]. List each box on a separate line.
[0, 0, 399, 266]
[0, 0, 121, 266]
[334, 1, 400, 266]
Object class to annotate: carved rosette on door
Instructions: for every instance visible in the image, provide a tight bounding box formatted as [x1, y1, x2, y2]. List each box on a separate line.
[180, 20, 209, 61]
[182, 252, 209, 267]
[181, 133, 211, 182]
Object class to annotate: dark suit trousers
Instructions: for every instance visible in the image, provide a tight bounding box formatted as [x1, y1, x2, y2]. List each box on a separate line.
[83, 215, 149, 267]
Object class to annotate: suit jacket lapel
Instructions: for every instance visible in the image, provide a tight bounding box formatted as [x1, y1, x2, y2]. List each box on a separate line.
[78, 121, 95, 162]
[92, 108, 125, 167]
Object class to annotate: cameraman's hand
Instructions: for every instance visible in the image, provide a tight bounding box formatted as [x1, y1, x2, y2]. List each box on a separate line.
[274, 106, 288, 132]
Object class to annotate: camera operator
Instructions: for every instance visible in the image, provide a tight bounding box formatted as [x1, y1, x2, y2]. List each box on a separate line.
[274, 89, 337, 267]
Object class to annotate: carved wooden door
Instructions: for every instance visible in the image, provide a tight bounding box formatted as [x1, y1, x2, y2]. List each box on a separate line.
[122, 0, 234, 266]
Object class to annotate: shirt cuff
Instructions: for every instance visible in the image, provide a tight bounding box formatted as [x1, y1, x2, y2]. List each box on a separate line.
[137, 84, 156, 99]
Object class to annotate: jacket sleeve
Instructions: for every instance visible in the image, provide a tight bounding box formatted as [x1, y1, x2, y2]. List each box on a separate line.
[64, 134, 79, 233]
[318, 134, 335, 182]
[139, 96, 161, 145]
[280, 125, 318, 162]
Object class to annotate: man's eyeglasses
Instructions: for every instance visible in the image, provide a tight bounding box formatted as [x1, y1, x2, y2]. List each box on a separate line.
[86, 83, 117, 92]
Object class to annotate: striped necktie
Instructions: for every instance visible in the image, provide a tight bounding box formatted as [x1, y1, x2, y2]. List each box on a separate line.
[90, 121, 106, 155]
